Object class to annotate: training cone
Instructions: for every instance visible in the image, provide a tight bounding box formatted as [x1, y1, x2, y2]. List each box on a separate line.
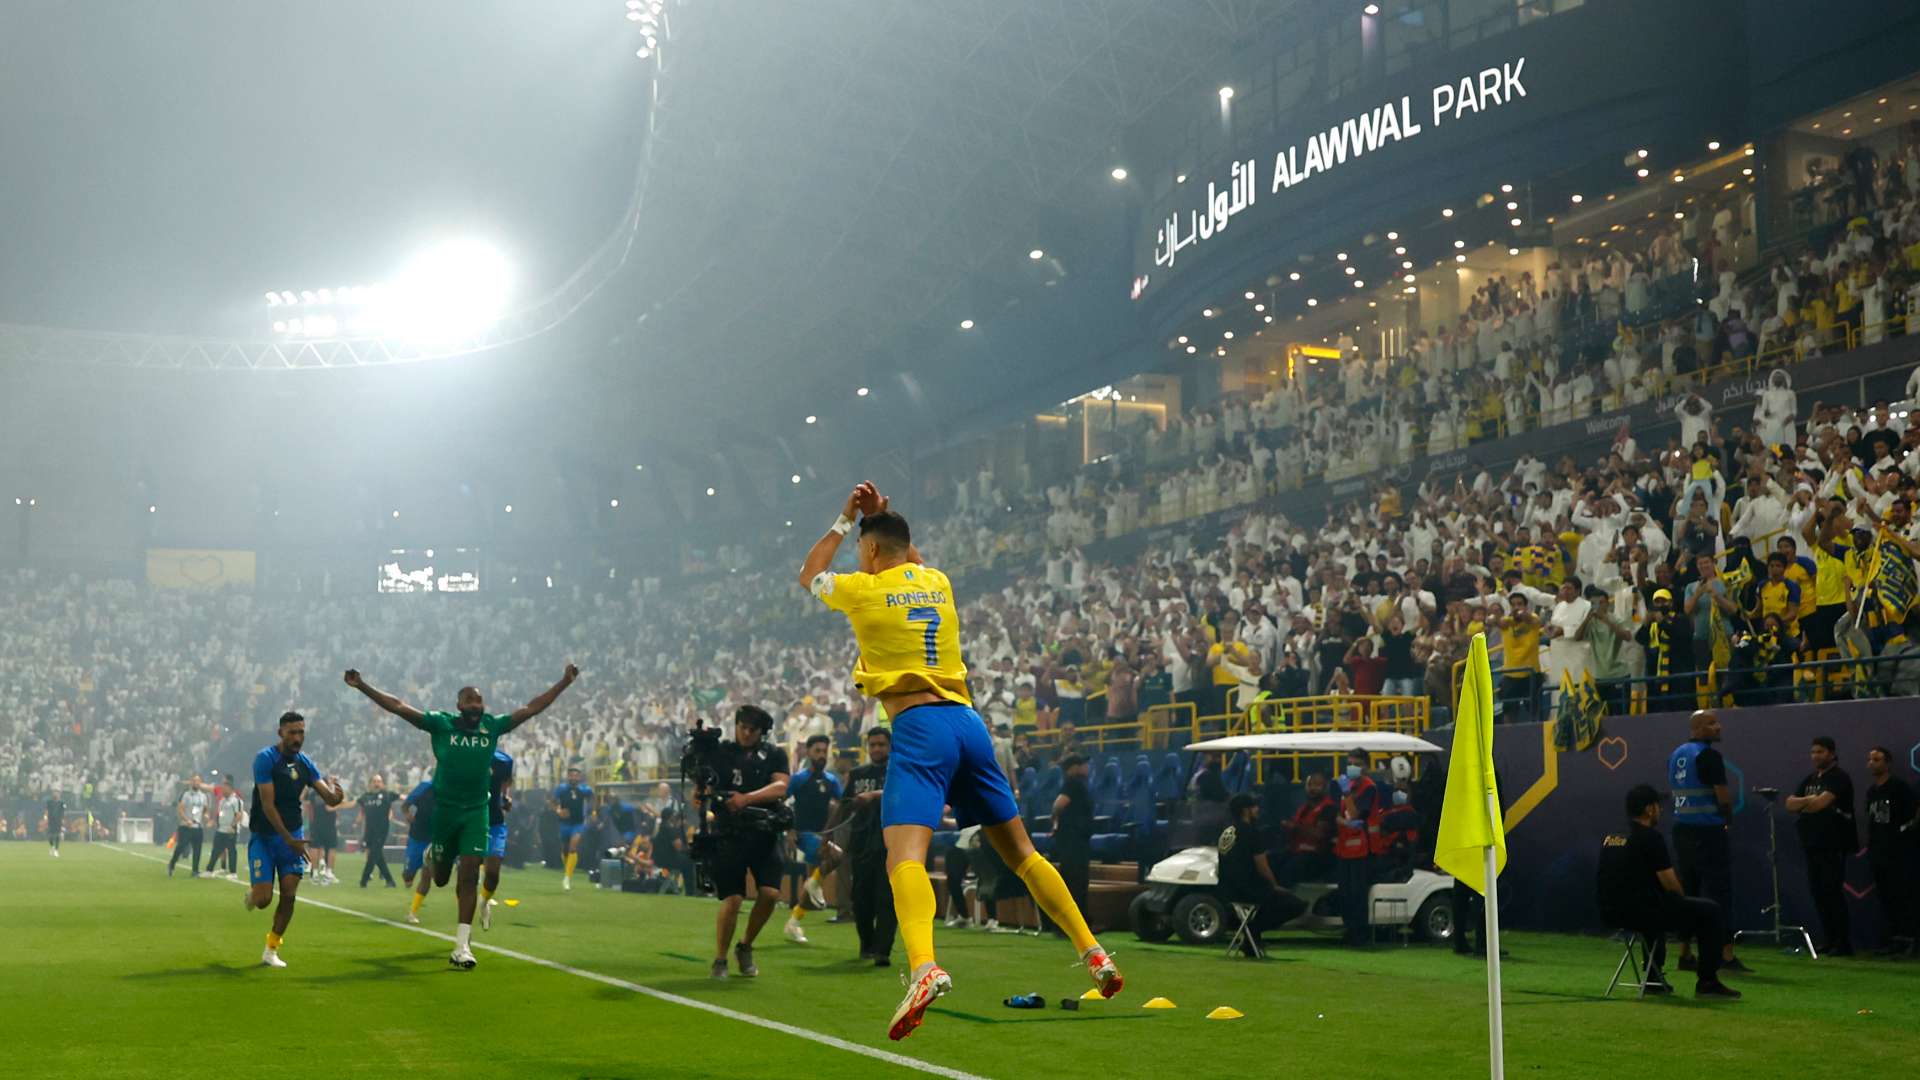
[503, 899, 521, 907]
[1080, 988, 1105, 1001]
[1142, 997, 1177, 1009]
[1206, 1006, 1244, 1020]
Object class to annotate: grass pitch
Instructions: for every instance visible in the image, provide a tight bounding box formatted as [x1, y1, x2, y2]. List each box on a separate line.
[8, 843, 1917, 1079]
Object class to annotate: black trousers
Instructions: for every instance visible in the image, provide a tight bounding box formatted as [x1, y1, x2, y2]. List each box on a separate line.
[850, 853, 897, 960]
[361, 839, 395, 886]
[169, 826, 204, 874]
[1635, 893, 1728, 984]
[1336, 855, 1372, 944]
[1273, 850, 1333, 886]
[1870, 853, 1918, 941]
[1041, 852, 1090, 936]
[1225, 885, 1309, 949]
[206, 832, 239, 874]
[943, 847, 971, 915]
[1805, 846, 1852, 950]
[1671, 826, 1731, 949]
[1454, 877, 1487, 952]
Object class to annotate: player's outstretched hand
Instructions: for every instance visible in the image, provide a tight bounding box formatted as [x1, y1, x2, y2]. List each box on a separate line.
[343, 669, 363, 688]
[564, 662, 581, 682]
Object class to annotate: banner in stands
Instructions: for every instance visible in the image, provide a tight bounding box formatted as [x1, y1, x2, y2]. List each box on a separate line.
[1084, 334, 1920, 567]
[146, 548, 256, 589]
[1428, 702, 1920, 947]
[1130, 0, 1737, 301]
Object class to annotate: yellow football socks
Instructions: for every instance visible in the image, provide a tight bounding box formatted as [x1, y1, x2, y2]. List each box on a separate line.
[265, 932, 283, 950]
[563, 852, 577, 878]
[888, 860, 938, 970]
[1014, 851, 1098, 954]
[480, 885, 494, 904]
[409, 890, 425, 916]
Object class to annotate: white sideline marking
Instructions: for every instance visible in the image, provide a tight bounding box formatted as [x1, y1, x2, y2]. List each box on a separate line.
[103, 844, 989, 1079]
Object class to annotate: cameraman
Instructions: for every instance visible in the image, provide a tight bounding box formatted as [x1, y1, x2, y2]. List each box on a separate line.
[703, 705, 791, 980]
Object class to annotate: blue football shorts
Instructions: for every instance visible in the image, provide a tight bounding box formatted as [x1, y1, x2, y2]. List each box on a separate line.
[795, 831, 824, 866]
[880, 702, 1019, 831]
[486, 824, 508, 859]
[404, 837, 430, 875]
[248, 829, 308, 885]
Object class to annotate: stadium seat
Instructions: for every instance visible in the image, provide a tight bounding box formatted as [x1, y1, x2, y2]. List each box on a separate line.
[1093, 758, 1125, 817]
[1223, 751, 1251, 794]
[1153, 752, 1184, 805]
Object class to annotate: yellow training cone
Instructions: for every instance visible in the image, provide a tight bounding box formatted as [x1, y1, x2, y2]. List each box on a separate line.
[1206, 1006, 1244, 1020]
[1142, 997, 1177, 1009]
[1080, 988, 1105, 1001]
[503, 899, 521, 907]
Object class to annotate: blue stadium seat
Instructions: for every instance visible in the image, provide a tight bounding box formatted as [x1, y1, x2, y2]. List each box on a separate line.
[1223, 751, 1251, 794]
[1093, 758, 1125, 817]
[1153, 752, 1184, 804]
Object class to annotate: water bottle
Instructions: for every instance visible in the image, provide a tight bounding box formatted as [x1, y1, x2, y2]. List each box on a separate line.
[1003, 992, 1045, 1009]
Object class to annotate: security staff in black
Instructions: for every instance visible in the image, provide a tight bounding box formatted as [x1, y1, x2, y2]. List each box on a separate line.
[356, 776, 400, 887]
[707, 705, 791, 980]
[1595, 784, 1741, 998]
[1218, 793, 1308, 955]
[1787, 734, 1857, 956]
[1047, 754, 1096, 937]
[1864, 745, 1919, 954]
[1665, 709, 1748, 972]
[827, 727, 897, 966]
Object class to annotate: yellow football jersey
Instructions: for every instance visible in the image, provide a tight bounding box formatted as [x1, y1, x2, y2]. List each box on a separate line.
[812, 562, 972, 705]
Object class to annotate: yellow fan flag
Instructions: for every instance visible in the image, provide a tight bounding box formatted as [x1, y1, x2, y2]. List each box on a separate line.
[1435, 633, 1506, 896]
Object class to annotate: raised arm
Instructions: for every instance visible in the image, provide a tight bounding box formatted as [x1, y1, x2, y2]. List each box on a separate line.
[343, 670, 426, 728]
[506, 664, 581, 730]
[798, 484, 869, 590]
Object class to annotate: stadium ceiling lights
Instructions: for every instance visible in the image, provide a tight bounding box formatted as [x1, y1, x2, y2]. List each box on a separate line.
[1441, 208, 1454, 217]
[1218, 86, 1234, 101]
[959, 318, 975, 330]
[609, 499, 620, 508]
[1363, 3, 1381, 14]
[1028, 248, 1045, 260]
[503, 504, 513, 513]
[269, 239, 512, 343]
[1111, 167, 1128, 181]
[856, 386, 870, 397]
[705, 487, 716, 496]
[805, 415, 817, 424]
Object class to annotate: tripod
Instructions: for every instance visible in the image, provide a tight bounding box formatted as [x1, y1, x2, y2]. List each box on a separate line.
[1734, 792, 1818, 958]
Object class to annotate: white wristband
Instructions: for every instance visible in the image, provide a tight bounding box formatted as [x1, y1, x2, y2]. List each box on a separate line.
[830, 514, 854, 536]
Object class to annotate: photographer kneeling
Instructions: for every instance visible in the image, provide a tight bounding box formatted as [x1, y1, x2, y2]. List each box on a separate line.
[701, 705, 792, 979]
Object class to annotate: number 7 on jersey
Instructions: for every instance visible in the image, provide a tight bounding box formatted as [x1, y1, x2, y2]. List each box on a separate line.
[906, 606, 941, 666]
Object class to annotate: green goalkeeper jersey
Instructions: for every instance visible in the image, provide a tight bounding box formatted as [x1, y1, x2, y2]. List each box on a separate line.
[423, 711, 512, 810]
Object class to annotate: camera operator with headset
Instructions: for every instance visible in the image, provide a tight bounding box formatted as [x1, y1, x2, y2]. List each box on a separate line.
[691, 705, 792, 980]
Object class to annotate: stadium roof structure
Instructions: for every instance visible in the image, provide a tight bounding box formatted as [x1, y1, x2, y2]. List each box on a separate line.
[0, 0, 1297, 456]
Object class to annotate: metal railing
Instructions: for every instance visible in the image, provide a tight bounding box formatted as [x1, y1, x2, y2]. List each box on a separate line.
[1491, 650, 1897, 722]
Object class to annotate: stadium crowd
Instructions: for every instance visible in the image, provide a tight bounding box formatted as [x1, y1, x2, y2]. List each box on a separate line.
[7, 151, 1920, 850]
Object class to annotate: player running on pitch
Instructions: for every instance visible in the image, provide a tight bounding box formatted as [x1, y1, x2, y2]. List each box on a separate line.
[481, 749, 513, 930]
[345, 665, 579, 969]
[799, 482, 1121, 1041]
[244, 711, 346, 968]
[551, 765, 592, 891]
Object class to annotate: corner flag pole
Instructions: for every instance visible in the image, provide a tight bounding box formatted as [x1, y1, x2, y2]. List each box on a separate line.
[1483, 785, 1506, 1080]
[1434, 633, 1507, 1080]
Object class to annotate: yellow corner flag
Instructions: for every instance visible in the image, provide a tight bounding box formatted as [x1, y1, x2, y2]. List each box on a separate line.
[1436, 633, 1506, 896]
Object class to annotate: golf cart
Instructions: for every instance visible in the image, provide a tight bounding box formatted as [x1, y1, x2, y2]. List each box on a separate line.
[1130, 731, 1457, 946]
